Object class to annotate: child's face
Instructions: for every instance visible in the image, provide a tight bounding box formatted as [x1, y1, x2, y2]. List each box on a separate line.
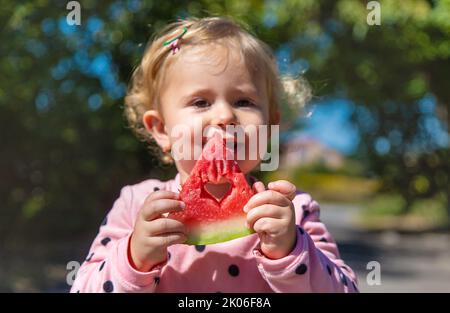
[144, 43, 274, 183]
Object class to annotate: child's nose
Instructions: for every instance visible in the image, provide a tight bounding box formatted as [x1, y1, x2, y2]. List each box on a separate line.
[211, 101, 237, 127]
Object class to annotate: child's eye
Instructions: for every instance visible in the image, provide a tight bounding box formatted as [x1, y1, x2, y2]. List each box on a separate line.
[234, 98, 255, 107]
[192, 99, 210, 108]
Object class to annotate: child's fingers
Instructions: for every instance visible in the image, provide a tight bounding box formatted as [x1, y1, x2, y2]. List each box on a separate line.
[253, 217, 281, 234]
[252, 181, 266, 194]
[245, 204, 284, 230]
[141, 199, 185, 221]
[267, 180, 297, 201]
[144, 190, 179, 204]
[146, 218, 187, 236]
[150, 232, 187, 248]
[244, 190, 290, 213]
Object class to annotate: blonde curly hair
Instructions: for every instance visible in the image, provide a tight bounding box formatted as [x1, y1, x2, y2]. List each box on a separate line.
[124, 16, 311, 164]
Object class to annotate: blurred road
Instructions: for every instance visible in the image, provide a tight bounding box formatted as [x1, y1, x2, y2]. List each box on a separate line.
[320, 203, 450, 292]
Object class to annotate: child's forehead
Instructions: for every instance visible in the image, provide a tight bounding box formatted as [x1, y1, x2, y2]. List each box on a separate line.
[177, 43, 241, 68]
[165, 42, 262, 83]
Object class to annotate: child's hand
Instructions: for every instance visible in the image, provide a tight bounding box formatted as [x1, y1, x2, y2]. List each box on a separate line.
[130, 190, 187, 272]
[244, 180, 297, 260]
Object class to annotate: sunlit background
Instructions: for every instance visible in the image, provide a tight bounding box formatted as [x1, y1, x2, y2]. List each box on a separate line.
[1, 0, 449, 292]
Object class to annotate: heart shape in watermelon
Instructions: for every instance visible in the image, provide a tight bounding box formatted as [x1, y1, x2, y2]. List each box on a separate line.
[168, 132, 255, 245]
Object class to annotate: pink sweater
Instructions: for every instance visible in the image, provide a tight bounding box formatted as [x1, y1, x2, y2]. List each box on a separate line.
[71, 174, 358, 293]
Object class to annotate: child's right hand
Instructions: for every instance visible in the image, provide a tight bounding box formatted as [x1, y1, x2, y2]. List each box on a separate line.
[129, 190, 186, 272]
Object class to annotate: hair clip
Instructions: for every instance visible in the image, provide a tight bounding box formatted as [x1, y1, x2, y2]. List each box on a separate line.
[163, 26, 187, 54]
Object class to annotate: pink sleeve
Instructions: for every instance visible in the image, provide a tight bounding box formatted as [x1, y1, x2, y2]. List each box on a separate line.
[252, 193, 359, 293]
[70, 186, 165, 293]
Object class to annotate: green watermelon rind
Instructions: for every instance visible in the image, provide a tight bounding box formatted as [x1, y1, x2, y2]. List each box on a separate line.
[184, 215, 255, 245]
[186, 227, 255, 245]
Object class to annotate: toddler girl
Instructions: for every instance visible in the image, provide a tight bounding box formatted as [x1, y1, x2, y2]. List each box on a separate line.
[71, 17, 358, 293]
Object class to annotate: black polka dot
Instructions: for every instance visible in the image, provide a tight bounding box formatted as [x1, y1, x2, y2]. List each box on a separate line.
[301, 204, 307, 210]
[86, 252, 94, 262]
[228, 264, 240, 277]
[295, 263, 308, 275]
[154, 277, 160, 285]
[103, 281, 114, 293]
[76, 290, 80, 293]
[340, 272, 348, 286]
[167, 252, 171, 260]
[153, 187, 160, 191]
[101, 216, 108, 226]
[100, 237, 111, 246]
[99, 261, 106, 271]
[327, 264, 333, 276]
[319, 237, 328, 243]
[303, 210, 310, 218]
[195, 245, 206, 252]
[298, 227, 304, 235]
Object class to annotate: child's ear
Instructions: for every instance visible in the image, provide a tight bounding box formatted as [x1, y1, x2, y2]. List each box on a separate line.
[143, 110, 171, 152]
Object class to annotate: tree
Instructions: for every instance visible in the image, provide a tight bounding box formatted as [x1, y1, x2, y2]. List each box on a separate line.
[1, 0, 448, 246]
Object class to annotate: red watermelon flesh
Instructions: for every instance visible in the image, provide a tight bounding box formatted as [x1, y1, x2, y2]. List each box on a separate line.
[168, 132, 255, 245]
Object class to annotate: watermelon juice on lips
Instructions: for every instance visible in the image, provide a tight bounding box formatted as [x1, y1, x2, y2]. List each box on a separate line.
[201, 126, 247, 160]
[200, 126, 251, 170]
[168, 132, 255, 245]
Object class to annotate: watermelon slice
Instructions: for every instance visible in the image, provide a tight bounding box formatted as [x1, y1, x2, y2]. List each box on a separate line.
[168, 132, 255, 245]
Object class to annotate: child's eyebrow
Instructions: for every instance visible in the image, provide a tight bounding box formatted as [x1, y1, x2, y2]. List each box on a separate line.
[180, 88, 215, 102]
[179, 85, 261, 103]
[231, 85, 261, 100]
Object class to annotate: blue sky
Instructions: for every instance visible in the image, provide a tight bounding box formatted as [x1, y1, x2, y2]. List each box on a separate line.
[294, 99, 360, 155]
[294, 96, 448, 156]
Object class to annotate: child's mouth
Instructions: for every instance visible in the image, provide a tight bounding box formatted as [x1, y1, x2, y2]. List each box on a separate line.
[201, 137, 242, 158]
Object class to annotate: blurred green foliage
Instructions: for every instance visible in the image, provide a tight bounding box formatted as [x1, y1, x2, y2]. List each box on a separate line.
[1, 0, 449, 246]
[359, 192, 449, 231]
[263, 160, 380, 203]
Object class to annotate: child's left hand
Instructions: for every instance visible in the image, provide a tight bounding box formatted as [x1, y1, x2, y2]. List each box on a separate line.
[244, 180, 297, 260]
